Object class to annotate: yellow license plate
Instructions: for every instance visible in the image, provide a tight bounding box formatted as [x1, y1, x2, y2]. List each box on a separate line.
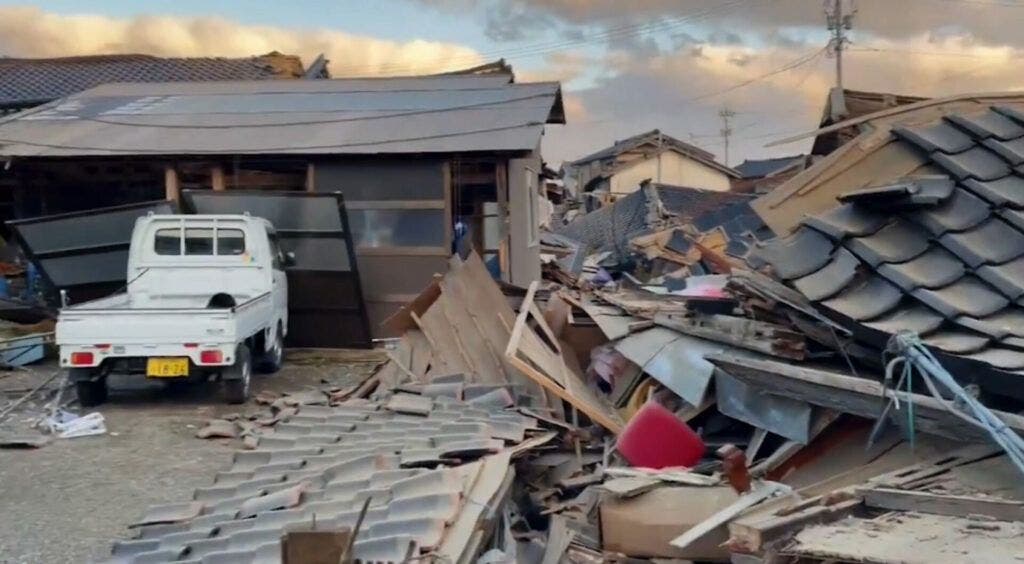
[146, 357, 190, 378]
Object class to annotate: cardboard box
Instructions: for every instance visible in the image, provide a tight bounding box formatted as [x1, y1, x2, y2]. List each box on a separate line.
[599, 485, 740, 560]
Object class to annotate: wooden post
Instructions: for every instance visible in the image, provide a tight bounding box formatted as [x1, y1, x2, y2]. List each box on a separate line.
[211, 166, 226, 191]
[164, 165, 180, 202]
[305, 162, 316, 192]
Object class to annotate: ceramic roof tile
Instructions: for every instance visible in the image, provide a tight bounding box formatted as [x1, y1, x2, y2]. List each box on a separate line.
[876, 247, 966, 291]
[101, 397, 529, 564]
[820, 274, 902, 321]
[931, 146, 1011, 181]
[843, 219, 930, 266]
[837, 176, 955, 208]
[904, 187, 991, 235]
[752, 227, 835, 280]
[923, 331, 991, 354]
[983, 136, 1024, 165]
[977, 256, 1024, 299]
[791, 247, 861, 301]
[946, 110, 1024, 141]
[961, 347, 1024, 370]
[892, 121, 975, 154]
[912, 276, 1010, 318]
[862, 305, 945, 335]
[801, 203, 889, 239]
[998, 208, 1024, 231]
[993, 105, 1024, 127]
[937, 218, 1024, 267]
[962, 175, 1024, 208]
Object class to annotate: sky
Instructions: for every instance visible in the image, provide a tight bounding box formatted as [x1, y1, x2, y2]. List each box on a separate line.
[2, 0, 1024, 167]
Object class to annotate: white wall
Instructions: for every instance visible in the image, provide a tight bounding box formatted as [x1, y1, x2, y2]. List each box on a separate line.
[609, 150, 732, 194]
[508, 151, 542, 286]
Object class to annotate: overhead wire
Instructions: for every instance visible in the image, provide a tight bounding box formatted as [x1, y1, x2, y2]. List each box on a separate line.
[683, 47, 828, 103]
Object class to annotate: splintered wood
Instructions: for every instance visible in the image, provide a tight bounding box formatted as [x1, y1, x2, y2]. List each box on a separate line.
[505, 281, 625, 434]
[377, 253, 547, 401]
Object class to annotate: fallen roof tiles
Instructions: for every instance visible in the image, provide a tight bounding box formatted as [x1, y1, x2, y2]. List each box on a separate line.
[102, 394, 534, 564]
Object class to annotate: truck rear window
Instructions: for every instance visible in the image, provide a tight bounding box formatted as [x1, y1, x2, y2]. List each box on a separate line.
[154, 227, 247, 256]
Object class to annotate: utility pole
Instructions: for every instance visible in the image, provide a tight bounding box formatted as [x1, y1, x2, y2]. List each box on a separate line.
[719, 107, 736, 166]
[825, 0, 856, 89]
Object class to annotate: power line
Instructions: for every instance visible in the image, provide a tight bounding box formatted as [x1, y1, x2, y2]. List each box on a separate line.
[685, 47, 826, 102]
[329, 0, 752, 76]
[849, 46, 999, 59]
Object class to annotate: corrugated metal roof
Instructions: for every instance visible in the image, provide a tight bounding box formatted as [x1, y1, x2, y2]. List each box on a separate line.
[0, 75, 564, 157]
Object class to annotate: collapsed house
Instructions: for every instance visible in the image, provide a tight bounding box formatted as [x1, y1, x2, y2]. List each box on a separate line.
[564, 129, 739, 209]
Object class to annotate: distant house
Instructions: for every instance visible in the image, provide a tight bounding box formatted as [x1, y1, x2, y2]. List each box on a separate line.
[0, 51, 325, 114]
[733, 154, 812, 194]
[565, 129, 739, 205]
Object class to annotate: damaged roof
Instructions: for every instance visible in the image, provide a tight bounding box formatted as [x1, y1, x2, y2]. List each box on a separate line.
[569, 129, 740, 178]
[734, 155, 809, 179]
[753, 101, 1024, 395]
[557, 183, 755, 260]
[0, 52, 310, 109]
[0, 74, 564, 157]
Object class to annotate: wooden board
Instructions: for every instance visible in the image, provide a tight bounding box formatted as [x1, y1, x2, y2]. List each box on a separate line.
[859, 487, 1024, 521]
[505, 281, 624, 434]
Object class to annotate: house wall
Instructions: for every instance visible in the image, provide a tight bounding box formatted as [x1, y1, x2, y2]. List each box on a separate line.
[609, 151, 732, 194]
[508, 150, 542, 286]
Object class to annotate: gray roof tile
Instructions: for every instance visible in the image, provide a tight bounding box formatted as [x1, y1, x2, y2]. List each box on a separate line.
[937, 218, 1024, 267]
[961, 347, 1024, 370]
[905, 187, 990, 235]
[983, 136, 1024, 165]
[977, 256, 1024, 299]
[931, 146, 1011, 180]
[912, 276, 1010, 318]
[876, 247, 965, 290]
[893, 121, 975, 154]
[801, 203, 888, 239]
[923, 331, 990, 354]
[844, 219, 930, 266]
[947, 110, 1024, 141]
[962, 176, 1024, 208]
[837, 176, 955, 208]
[863, 305, 944, 335]
[753, 227, 834, 279]
[792, 247, 860, 301]
[820, 274, 902, 320]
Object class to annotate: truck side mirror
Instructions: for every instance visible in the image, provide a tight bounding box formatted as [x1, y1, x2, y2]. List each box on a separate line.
[283, 251, 297, 267]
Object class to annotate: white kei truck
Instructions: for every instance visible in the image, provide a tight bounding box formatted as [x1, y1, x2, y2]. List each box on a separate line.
[55, 214, 290, 406]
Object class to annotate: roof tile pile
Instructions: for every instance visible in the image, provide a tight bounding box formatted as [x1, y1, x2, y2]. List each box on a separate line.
[105, 394, 535, 563]
[753, 105, 1024, 379]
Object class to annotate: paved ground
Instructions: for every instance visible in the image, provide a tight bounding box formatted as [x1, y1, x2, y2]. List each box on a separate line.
[0, 354, 378, 563]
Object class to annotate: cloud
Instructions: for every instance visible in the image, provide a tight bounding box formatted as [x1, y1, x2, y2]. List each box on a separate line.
[0, 5, 483, 76]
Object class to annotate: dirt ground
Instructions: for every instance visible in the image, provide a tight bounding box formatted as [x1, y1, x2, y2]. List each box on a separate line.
[0, 356, 377, 564]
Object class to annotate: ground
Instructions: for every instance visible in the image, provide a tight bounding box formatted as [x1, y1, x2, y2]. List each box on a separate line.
[0, 355, 376, 564]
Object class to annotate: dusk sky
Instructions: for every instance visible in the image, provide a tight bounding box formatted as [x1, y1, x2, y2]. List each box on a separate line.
[3, 0, 1024, 166]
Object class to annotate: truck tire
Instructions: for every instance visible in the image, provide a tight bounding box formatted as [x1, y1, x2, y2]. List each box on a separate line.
[223, 344, 252, 404]
[75, 376, 107, 407]
[257, 328, 284, 374]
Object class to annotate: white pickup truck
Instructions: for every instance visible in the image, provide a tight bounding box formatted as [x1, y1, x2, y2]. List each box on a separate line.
[55, 214, 290, 406]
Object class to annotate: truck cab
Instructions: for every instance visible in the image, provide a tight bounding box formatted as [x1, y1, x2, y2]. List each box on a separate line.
[55, 214, 290, 405]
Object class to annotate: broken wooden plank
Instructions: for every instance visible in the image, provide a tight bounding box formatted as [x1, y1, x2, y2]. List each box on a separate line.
[654, 313, 806, 360]
[670, 481, 789, 550]
[506, 281, 624, 434]
[859, 487, 1024, 521]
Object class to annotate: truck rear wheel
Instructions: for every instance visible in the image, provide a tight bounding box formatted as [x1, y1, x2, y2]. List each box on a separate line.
[223, 345, 252, 404]
[74, 375, 107, 407]
[257, 328, 284, 374]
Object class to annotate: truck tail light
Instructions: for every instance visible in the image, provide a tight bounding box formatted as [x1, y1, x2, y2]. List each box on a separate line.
[70, 352, 94, 366]
[200, 350, 224, 364]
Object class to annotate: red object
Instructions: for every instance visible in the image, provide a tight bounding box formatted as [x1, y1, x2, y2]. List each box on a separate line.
[199, 350, 224, 364]
[617, 401, 706, 469]
[70, 352, 94, 366]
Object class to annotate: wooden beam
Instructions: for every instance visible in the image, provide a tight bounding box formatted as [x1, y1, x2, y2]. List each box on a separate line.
[859, 487, 1024, 521]
[164, 165, 180, 202]
[211, 166, 226, 191]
